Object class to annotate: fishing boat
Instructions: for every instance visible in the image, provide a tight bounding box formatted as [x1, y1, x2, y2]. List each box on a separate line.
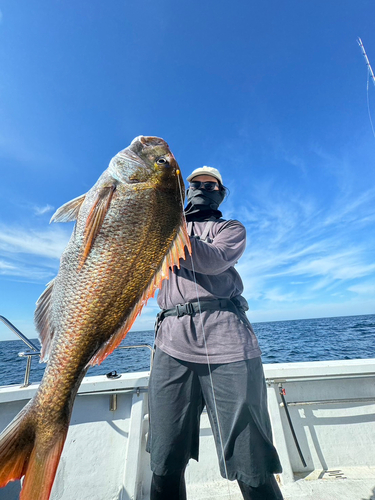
[0, 315, 374, 500]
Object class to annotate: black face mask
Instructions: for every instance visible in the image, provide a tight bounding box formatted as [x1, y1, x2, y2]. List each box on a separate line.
[184, 188, 225, 220]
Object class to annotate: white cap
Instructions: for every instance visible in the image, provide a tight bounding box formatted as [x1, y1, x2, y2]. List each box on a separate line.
[186, 166, 223, 184]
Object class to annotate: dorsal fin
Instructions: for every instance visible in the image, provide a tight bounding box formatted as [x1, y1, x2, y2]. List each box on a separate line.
[88, 222, 191, 366]
[79, 185, 116, 269]
[34, 279, 55, 362]
[50, 194, 86, 223]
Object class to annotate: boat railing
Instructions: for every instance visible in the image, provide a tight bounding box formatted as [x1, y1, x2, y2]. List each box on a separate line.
[0, 315, 39, 351]
[0, 315, 154, 388]
[0, 315, 40, 388]
[265, 371, 375, 470]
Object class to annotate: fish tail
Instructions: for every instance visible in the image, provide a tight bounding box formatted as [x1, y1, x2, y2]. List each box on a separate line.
[20, 432, 66, 500]
[0, 402, 67, 500]
[0, 405, 34, 488]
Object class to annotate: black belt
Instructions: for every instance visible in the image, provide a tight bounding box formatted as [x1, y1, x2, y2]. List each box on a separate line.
[155, 298, 250, 334]
[161, 299, 238, 319]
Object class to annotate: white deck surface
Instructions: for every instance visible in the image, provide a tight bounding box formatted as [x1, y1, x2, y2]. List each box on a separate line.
[181, 411, 375, 500]
[184, 471, 375, 500]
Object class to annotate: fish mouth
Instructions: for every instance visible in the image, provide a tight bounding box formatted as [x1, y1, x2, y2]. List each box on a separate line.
[128, 135, 170, 159]
[130, 135, 169, 148]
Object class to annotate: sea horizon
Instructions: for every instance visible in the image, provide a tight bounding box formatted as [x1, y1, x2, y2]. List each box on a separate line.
[1, 311, 374, 342]
[1, 313, 374, 387]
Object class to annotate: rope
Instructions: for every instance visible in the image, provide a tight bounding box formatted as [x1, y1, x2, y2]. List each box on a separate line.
[176, 174, 232, 497]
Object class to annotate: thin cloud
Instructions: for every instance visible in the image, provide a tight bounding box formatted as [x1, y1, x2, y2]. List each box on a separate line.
[283, 154, 307, 176]
[235, 178, 375, 313]
[0, 259, 16, 271]
[1, 166, 374, 324]
[286, 251, 375, 282]
[262, 288, 297, 303]
[348, 283, 375, 296]
[322, 189, 375, 227]
[0, 262, 53, 282]
[0, 224, 70, 260]
[33, 204, 54, 216]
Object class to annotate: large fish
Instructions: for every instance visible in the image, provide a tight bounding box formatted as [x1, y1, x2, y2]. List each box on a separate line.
[0, 136, 190, 500]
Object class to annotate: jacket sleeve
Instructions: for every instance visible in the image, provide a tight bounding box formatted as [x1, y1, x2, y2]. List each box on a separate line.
[180, 220, 246, 275]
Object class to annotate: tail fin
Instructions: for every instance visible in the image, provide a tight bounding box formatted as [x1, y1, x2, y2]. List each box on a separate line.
[0, 403, 67, 500]
[0, 405, 34, 487]
[20, 433, 66, 500]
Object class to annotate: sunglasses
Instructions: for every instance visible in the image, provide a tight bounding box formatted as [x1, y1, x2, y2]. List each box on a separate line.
[189, 181, 219, 192]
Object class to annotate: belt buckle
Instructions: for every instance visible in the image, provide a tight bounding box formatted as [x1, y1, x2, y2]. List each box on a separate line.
[176, 302, 194, 317]
[185, 302, 194, 315]
[175, 303, 184, 317]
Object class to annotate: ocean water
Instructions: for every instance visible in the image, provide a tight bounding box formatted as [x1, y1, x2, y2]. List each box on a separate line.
[0, 314, 374, 387]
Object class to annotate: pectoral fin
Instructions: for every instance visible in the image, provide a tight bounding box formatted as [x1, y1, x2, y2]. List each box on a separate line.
[50, 194, 86, 223]
[80, 185, 116, 267]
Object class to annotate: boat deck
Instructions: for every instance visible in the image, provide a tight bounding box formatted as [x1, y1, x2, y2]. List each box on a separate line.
[182, 411, 375, 500]
[184, 474, 375, 500]
[0, 358, 374, 500]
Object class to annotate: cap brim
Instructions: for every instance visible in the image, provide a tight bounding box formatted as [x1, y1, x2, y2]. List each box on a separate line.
[187, 171, 222, 183]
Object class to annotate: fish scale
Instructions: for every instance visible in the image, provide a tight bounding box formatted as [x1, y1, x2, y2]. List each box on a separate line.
[0, 135, 191, 500]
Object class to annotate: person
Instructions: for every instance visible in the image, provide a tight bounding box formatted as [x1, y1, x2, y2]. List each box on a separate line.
[147, 166, 283, 500]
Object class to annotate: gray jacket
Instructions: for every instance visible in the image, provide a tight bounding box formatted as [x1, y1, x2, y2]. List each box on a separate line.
[155, 218, 261, 363]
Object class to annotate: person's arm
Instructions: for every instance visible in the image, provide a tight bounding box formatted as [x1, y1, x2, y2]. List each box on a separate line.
[180, 220, 246, 275]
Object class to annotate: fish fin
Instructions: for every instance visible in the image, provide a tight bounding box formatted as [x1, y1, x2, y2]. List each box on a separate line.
[0, 405, 34, 488]
[34, 279, 55, 362]
[50, 194, 86, 223]
[20, 432, 66, 500]
[0, 400, 68, 500]
[88, 222, 192, 366]
[79, 185, 116, 268]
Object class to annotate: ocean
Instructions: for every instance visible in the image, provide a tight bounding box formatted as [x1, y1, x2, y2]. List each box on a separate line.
[0, 314, 374, 387]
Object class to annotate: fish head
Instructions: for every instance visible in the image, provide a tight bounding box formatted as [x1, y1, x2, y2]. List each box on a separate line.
[109, 136, 184, 193]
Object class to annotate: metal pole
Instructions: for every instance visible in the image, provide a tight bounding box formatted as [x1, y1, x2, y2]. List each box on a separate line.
[1, 315, 40, 387]
[0, 315, 39, 351]
[278, 383, 307, 468]
[23, 356, 32, 387]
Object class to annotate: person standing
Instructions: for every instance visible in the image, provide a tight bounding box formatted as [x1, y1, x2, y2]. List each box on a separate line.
[147, 166, 283, 500]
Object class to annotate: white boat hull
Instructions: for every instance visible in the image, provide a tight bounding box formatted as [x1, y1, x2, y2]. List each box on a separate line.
[0, 359, 374, 500]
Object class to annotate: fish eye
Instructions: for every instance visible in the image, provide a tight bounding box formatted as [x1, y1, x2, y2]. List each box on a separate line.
[156, 157, 168, 165]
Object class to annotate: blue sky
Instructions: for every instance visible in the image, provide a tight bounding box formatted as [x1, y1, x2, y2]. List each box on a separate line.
[1, 1, 375, 340]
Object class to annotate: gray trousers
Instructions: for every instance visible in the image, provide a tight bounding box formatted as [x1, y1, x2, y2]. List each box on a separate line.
[147, 348, 282, 487]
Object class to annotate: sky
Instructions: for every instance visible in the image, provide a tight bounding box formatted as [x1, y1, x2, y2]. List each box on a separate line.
[0, 0, 375, 341]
